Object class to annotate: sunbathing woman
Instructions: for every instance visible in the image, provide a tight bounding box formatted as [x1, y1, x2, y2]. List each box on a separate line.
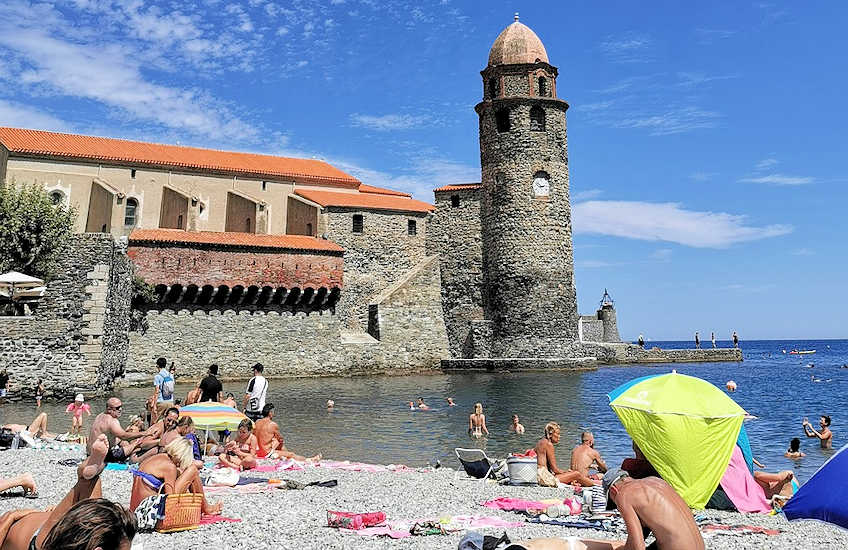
[129, 437, 221, 515]
[469, 403, 489, 438]
[0, 433, 136, 550]
[2, 413, 52, 439]
[535, 422, 601, 487]
[218, 419, 258, 471]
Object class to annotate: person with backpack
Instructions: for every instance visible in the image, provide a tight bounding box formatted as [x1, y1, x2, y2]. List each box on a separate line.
[151, 358, 176, 416]
[242, 363, 268, 422]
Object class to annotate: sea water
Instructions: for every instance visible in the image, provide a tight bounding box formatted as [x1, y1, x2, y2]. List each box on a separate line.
[2, 339, 844, 482]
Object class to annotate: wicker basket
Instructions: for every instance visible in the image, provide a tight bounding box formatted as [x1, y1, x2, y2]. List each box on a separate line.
[506, 456, 538, 485]
[156, 493, 203, 533]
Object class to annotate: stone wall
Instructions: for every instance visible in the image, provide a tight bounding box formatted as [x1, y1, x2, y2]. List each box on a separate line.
[0, 234, 132, 398]
[125, 255, 449, 383]
[579, 316, 603, 343]
[429, 186, 484, 358]
[323, 208, 428, 330]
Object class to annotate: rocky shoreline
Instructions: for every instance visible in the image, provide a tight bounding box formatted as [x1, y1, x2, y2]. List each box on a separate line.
[1, 448, 845, 549]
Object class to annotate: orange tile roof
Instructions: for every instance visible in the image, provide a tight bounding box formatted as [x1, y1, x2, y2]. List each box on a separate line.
[0, 127, 360, 187]
[294, 189, 434, 213]
[434, 183, 482, 192]
[358, 183, 411, 197]
[129, 229, 344, 253]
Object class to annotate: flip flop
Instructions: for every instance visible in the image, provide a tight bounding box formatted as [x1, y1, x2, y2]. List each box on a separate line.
[24, 489, 38, 499]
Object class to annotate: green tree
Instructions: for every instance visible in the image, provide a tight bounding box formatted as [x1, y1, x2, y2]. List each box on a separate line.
[0, 182, 76, 279]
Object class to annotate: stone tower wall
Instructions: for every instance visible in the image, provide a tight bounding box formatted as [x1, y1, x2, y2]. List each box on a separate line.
[598, 305, 621, 343]
[428, 187, 484, 358]
[476, 92, 579, 357]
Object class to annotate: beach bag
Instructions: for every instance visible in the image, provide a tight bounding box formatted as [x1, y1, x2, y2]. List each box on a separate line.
[160, 374, 175, 401]
[156, 493, 203, 533]
[327, 510, 386, 530]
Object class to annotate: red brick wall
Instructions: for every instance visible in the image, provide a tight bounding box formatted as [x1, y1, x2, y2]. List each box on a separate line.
[128, 244, 343, 288]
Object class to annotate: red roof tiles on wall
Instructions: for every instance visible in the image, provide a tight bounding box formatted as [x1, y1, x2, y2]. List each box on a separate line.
[129, 229, 344, 253]
[433, 183, 483, 192]
[358, 183, 412, 197]
[0, 127, 360, 187]
[294, 189, 434, 213]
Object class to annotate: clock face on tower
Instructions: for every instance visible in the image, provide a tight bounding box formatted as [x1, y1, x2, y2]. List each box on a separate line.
[532, 172, 550, 198]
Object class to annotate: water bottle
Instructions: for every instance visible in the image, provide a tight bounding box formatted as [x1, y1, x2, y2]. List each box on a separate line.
[10, 434, 20, 450]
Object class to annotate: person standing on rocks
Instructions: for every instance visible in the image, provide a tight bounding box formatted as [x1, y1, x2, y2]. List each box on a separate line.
[732, 331, 739, 349]
[694, 332, 701, 349]
[637, 334, 644, 348]
[199, 364, 223, 403]
[242, 363, 268, 422]
[711, 332, 716, 349]
[0, 369, 10, 401]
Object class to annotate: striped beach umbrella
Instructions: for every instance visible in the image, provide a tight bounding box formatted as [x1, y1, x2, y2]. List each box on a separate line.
[179, 402, 249, 431]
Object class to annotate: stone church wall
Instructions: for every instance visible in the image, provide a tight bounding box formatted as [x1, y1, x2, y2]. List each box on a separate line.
[428, 187, 484, 358]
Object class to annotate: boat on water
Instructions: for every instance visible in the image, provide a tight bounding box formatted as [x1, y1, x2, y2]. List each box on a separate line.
[789, 350, 816, 355]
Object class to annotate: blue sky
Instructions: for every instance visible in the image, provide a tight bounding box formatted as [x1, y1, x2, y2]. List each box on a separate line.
[1, 1, 845, 340]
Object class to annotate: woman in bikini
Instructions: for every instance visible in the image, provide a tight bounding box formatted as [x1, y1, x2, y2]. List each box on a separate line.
[218, 419, 258, 471]
[129, 437, 221, 516]
[468, 403, 489, 439]
[0, 434, 138, 550]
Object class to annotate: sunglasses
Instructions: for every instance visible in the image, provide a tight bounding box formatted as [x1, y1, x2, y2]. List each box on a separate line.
[110, 405, 123, 410]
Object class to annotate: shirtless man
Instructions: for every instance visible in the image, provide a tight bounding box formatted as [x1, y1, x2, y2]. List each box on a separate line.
[253, 404, 320, 461]
[510, 415, 525, 434]
[128, 407, 179, 463]
[87, 398, 152, 462]
[158, 409, 183, 449]
[803, 415, 833, 449]
[535, 422, 600, 487]
[604, 469, 705, 550]
[571, 431, 608, 479]
[185, 382, 202, 406]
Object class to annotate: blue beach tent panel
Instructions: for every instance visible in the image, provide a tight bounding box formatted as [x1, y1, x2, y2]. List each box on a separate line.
[783, 444, 848, 530]
[606, 374, 661, 403]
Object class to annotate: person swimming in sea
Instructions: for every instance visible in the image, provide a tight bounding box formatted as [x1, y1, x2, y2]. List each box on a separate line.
[417, 398, 430, 410]
[468, 403, 489, 438]
[784, 437, 805, 459]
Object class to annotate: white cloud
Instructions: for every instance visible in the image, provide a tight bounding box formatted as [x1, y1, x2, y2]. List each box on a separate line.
[572, 189, 603, 201]
[755, 158, 779, 170]
[694, 28, 737, 44]
[676, 72, 737, 87]
[350, 113, 430, 131]
[572, 200, 792, 248]
[689, 172, 717, 182]
[599, 33, 653, 63]
[791, 248, 815, 256]
[576, 260, 617, 269]
[738, 174, 814, 185]
[614, 107, 721, 135]
[0, 100, 73, 132]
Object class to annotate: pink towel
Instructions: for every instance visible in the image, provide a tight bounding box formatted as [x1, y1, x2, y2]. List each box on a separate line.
[719, 446, 771, 513]
[199, 514, 242, 525]
[482, 497, 550, 511]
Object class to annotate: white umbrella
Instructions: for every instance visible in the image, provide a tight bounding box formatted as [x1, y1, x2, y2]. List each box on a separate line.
[0, 272, 45, 313]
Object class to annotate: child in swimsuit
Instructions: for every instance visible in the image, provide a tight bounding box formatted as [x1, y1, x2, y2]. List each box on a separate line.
[65, 394, 91, 437]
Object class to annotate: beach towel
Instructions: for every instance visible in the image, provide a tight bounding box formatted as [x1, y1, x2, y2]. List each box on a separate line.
[718, 446, 771, 513]
[236, 476, 268, 485]
[199, 514, 242, 526]
[482, 497, 550, 511]
[448, 515, 525, 529]
[527, 517, 609, 530]
[105, 463, 130, 471]
[353, 526, 411, 539]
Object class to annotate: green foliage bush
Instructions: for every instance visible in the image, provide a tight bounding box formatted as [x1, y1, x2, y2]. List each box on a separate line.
[0, 183, 76, 279]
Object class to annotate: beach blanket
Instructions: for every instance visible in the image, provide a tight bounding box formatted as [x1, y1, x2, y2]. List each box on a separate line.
[105, 463, 130, 471]
[199, 514, 242, 526]
[719, 446, 771, 513]
[205, 483, 275, 495]
[482, 497, 551, 511]
[700, 524, 781, 537]
[347, 516, 524, 538]
[527, 517, 609, 530]
[236, 476, 268, 485]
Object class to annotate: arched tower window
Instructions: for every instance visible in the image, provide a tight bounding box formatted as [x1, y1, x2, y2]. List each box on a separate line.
[124, 197, 138, 226]
[48, 190, 64, 205]
[488, 77, 500, 99]
[538, 76, 547, 97]
[496, 108, 510, 133]
[532, 171, 550, 198]
[530, 106, 545, 132]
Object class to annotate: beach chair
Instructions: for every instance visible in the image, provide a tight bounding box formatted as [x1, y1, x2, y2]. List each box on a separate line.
[454, 448, 502, 480]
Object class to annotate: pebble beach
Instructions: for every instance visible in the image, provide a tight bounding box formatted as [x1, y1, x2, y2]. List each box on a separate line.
[2, 448, 846, 550]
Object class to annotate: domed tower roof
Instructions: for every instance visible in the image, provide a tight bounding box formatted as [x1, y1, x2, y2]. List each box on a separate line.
[487, 14, 549, 66]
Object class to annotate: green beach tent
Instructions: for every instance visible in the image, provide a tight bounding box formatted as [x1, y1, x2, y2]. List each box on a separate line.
[607, 371, 748, 508]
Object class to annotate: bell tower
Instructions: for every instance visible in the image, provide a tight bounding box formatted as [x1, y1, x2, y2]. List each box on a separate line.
[476, 14, 578, 357]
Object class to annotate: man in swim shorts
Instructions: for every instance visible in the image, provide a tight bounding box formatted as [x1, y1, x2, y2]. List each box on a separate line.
[253, 403, 321, 462]
[570, 431, 608, 479]
[88, 398, 153, 462]
[535, 422, 600, 487]
[604, 469, 705, 550]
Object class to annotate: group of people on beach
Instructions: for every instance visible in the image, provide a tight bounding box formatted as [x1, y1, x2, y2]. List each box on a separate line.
[0, 357, 326, 550]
